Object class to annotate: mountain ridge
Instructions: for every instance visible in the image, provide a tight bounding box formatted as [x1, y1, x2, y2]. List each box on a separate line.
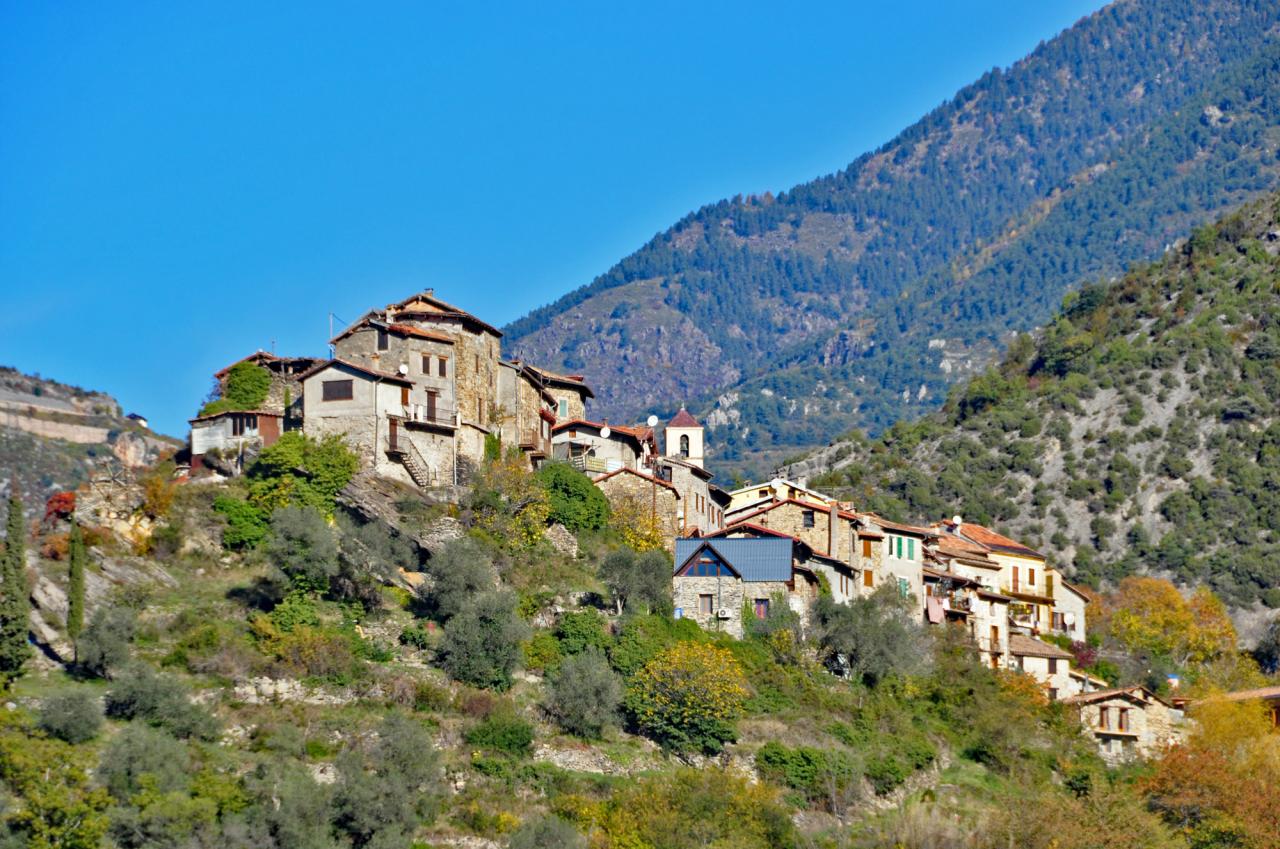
[504, 0, 1280, 477]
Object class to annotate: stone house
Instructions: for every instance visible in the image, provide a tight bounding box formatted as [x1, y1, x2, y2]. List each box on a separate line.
[189, 351, 319, 474]
[496, 360, 556, 463]
[726, 478, 840, 515]
[651, 455, 724, 535]
[1063, 687, 1183, 763]
[593, 466, 683, 543]
[298, 359, 437, 486]
[672, 537, 822, 638]
[304, 290, 579, 487]
[725, 496, 859, 566]
[1008, 634, 1075, 700]
[551, 419, 656, 474]
[932, 518, 1087, 641]
[862, 515, 932, 605]
[1206, 685, 1280, 729]
[705, 522, 860, 604]
[517, 363, 593, 420]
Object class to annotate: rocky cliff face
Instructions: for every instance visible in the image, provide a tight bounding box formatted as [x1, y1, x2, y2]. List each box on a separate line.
[0, 367, 180, 512]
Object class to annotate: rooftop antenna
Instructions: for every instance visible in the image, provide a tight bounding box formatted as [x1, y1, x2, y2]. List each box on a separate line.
[270, 338, 276, 355]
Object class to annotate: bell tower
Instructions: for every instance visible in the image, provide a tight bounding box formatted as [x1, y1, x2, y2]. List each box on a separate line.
[664, 406, 704, 468]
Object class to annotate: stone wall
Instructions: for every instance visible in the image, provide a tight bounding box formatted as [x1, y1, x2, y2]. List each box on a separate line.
[673, 576, 791, 639]
[595, 471, 681, 546]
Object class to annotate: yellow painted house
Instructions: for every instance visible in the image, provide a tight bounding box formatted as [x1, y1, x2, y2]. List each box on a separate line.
[933, 519, 1086, 641]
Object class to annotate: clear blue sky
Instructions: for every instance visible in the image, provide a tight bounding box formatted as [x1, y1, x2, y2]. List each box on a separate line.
[0, 1, 1104, 437]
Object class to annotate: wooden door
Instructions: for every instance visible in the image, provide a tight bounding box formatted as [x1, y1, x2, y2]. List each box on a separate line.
[389, 419, 399, 451]
[426, 391, 437, 422]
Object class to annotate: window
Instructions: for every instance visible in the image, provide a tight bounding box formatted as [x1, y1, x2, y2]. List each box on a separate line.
[758, 489, 769, 498]
[425, 391, 437, 421]
[753, 598, 769, 619]
[1029, 568, 1036, 588]
[1046, 573, 1054, 599]
[679, 434, 690, 457]
[1118, 708, 1130, 732]
[897, 577, 910, 599]
[322, 379, 354, 401]
[400, 386, 410, 406]
[802, 510, 815, 528]
[557, 399, 568, 418]
[1099, 707, 1110, 730]
[862, 539, 873, 558]
[1049, 688, 1058, 701]
[907, 538, 915, 560]
[1012, 566, 1020, 592]
[1053, 612, 1065, 631]
[230, 413, 257, 436]
[377, 329, 389, 351]
[698, 594, 714, 615]
[438, 357, 447, 378]
[863, 569, 873, 588]
[1048, 658, 1058, 675]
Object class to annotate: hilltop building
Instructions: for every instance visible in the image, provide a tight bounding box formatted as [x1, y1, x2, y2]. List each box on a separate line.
[189, 351, 320, 473]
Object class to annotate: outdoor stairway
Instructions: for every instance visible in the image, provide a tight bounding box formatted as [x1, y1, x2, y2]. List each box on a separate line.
[389, 438, 434, 489]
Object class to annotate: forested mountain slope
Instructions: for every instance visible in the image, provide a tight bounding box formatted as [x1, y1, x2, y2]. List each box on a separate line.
[791, 192, 1280, 610]
[505, 0, 1280, 477]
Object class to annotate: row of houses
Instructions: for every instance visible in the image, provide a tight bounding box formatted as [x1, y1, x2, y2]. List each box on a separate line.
[189, 291, 730, 533]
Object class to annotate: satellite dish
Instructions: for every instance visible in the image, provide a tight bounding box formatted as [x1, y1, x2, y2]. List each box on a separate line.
[952, 515, 963, 526]
[1064, 612, 1076, 626]
[398, 363, 409, 375]
[647, 414, 659, 428]
[600, 426, 611, 439]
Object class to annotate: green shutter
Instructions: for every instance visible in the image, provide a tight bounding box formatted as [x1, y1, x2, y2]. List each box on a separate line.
[908, 538, 915, 560]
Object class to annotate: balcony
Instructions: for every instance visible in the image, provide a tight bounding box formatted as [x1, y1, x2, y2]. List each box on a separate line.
[401, 403, 458, 430]
[520, 428, 551, 459]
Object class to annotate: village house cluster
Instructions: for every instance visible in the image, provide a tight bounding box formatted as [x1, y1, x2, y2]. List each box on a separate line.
[186, 290, 1190, 763]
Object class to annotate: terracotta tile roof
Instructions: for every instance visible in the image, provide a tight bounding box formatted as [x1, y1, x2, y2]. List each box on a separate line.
[390, 290, 503, 337]
[592, 466, 678, 494]
[297, 358, 413, 386]
[1062, 686, 1169, 707]
[518, 363, 595, 398]
[214, 350, 280, 379]
[667, 407, 700, 428]
[921, 566, 978, 586]
[1007, 634, 1073, 660]
[387, 323, 455, 344]
[189, 409, 283, 424]
[866, 514, 935, 537]
[946, 522, 1044, 559]
[551, 419, 651, 447]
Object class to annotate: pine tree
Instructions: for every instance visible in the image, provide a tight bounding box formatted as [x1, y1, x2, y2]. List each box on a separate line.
[67, 519, 86, 644]
[0, 490, 31, 687]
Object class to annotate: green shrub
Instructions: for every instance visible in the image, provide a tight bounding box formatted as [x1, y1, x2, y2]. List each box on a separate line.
[38, 690, 102, 744]
[213, 494, 268, 550]
[419, 537, 496, 623]
[104, 665, 219, 740]
[265, 505, 339, 586]
[98, 723, 191, 801]
[608, 614, 704, 677]
[438, 590, 529, 690]
[555, 610, 608, 655]
[463, 710, 535, 757]
[246, 432, 359, 514]
[200, 362, 271, 417]
[522, 631, 563, 672]
[399, 623, 432, 650]
[755, 741, 860, 806]
[599, 549, 672, 615]
[76, 605, 136, 678]
[546, 648, 622, 739]
[332, 714, 442, 848]
[535, 462, 610, 532]
[507, 815, 587, 849]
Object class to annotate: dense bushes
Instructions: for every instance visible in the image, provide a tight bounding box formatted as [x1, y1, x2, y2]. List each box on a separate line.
[535, 462, 610, 532]
[438, 590, 529, 690]
[104, 665, 219, 740]
[76, 605, 136, 679]
[545, 649, 622, 738]
[199, 362, 271, 417]
[38, 690, 102, 744]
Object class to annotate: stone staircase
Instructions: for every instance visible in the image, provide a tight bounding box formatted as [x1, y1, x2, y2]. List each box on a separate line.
[389, 438, 434, 489]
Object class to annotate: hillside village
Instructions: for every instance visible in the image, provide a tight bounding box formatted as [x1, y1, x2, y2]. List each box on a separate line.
[181, 288, 1229, 762]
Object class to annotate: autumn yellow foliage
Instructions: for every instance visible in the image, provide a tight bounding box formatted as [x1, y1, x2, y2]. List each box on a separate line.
[1107, 577, 1236, 665]
[625, 642, 748, 753]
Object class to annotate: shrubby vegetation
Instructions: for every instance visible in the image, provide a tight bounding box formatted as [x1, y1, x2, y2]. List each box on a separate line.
[812, 193, 1280, 607]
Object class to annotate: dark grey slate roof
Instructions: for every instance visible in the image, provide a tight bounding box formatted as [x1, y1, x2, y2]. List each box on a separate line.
[674, 537, 793, 582]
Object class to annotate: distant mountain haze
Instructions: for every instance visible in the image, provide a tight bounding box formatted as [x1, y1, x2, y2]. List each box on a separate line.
[503, 0, 1280, 479]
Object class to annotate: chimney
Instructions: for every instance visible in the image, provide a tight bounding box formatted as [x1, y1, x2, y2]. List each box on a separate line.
[828, 505, 839, 560]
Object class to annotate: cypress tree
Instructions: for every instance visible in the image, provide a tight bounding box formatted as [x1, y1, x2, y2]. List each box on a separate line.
[67, 519, 86, 644]
[0, 491, 30, 687]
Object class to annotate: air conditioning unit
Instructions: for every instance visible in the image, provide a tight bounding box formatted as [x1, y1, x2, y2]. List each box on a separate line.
[715, 608, 732, 620]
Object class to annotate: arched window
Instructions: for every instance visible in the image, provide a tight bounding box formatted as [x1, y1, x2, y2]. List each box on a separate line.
[679, 434, 690, 457]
